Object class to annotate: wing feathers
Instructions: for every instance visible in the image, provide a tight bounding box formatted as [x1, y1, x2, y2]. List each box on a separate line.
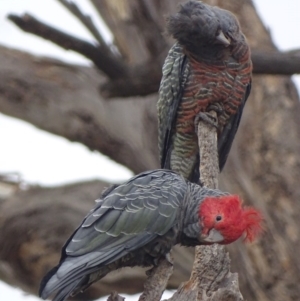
[40, 170, 188, 301]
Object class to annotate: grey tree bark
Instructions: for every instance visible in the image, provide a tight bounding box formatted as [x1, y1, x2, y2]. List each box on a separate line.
[1, 0, 300, 300]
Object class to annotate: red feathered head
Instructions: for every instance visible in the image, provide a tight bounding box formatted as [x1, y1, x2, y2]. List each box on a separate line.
[199, 195, 263, 244]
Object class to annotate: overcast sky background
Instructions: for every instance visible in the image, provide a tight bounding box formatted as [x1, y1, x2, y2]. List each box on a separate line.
[0, 0, 300, 300]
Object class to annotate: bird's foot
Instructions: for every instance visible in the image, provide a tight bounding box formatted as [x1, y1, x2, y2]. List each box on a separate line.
[147, 253, 173, 275]
[194, 112, 218, 134]
[207, 103, 223, 114]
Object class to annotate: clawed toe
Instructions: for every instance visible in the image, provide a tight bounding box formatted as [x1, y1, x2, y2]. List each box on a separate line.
[194, 112, 218, 134]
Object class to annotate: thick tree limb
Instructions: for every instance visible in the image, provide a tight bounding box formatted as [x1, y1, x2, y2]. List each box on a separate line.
[90, 0, 174, 63]
[173, 112, 242, 301]
[0, 45, 159, 174]
[251, 50, 300, 75]
[101, 49, 300, 97]
[193, 111, 242, 300]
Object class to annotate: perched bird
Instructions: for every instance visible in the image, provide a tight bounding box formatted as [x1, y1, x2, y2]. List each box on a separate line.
[158, 1, 252, 182]
[39, 170, 262, 301]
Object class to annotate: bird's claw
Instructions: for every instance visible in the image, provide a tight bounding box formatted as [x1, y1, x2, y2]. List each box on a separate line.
[148, 253, 173, 275]
[194, 112, 218, 134]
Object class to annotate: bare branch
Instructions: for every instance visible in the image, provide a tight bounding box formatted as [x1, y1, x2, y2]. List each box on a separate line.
[167, 112, 243, 300]
[7, 12, 300, 99]
[139, 256, 174, 301]
[7, 13, 127, 79]
[107, 291, 125, 301]
[252, 50, 300, 75]
[197, 112, 219, 189]
[57, 0, 109, 48]
[100, 63, 163, 98]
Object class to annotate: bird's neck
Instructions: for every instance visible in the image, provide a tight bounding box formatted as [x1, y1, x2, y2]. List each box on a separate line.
[184, 35, 250, 66]
[186, 46, 230, 65]
[230, 35, 251, 63]
[177, 183, 203, 246]
[182, 183, 202, 223]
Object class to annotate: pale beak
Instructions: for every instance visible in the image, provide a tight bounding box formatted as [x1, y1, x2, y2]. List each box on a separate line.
[201, 228, 224, 243]
[216, 31, 230, 46]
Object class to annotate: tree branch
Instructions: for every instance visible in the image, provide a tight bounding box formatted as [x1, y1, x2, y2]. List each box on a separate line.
[167, 112, 243, 301]
[0, 45, 159, 174]
[57, 0, 109, 48]
[7, 13, 127, 79]
[193, 112, 242, 300]
[252, 50, 300, 75]
[8, 11, 300, 99]
[107, 291, 125, 301]
[100, 63, 163, 98]
[138, 256, 174, 301]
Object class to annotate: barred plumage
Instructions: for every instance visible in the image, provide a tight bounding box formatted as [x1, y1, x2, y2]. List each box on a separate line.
[157, 1, 252, 182]
[39, 169, 261, 301]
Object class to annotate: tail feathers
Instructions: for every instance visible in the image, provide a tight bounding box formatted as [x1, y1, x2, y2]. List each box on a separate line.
[51, 278, 84, 301]
[39, 265, 59, 299]
[40, 266, 95, 301]
[39, 263, 83, 299]
[39, 256, 110, 301]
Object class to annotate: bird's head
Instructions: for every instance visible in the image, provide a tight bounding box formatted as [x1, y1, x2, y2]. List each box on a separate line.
[167, 1, 242, 57]
[213, 7, 242, 45]
[198, 195, 263, 244]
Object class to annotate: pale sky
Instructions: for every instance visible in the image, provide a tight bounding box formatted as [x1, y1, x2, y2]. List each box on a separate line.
[0, 0, 300, 300]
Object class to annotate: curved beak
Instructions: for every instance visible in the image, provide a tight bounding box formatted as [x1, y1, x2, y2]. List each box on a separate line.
[201, 228, 224, 243]
[216, 31, 230, 46]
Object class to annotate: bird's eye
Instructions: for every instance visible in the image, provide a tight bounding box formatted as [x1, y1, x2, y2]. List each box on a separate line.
[216, 215, 222, 222]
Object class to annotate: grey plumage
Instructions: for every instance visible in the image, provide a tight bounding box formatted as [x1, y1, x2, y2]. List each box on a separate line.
[39, 169, 226, 301]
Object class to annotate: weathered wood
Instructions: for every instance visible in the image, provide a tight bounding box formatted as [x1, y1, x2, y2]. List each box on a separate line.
[0, 46, 159, 174]
[139, 256, 174, 301]
[197, 112, 219, 189]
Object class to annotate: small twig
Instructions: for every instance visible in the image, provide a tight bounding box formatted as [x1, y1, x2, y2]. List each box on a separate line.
[7, 13, 127, 79]
[57, 0, 109, 48]
[107, 291, 125, 301]
[139, 255, 174, 301]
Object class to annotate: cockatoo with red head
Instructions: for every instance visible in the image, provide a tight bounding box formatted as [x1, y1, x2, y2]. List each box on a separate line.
[39, 169, 262, 301]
